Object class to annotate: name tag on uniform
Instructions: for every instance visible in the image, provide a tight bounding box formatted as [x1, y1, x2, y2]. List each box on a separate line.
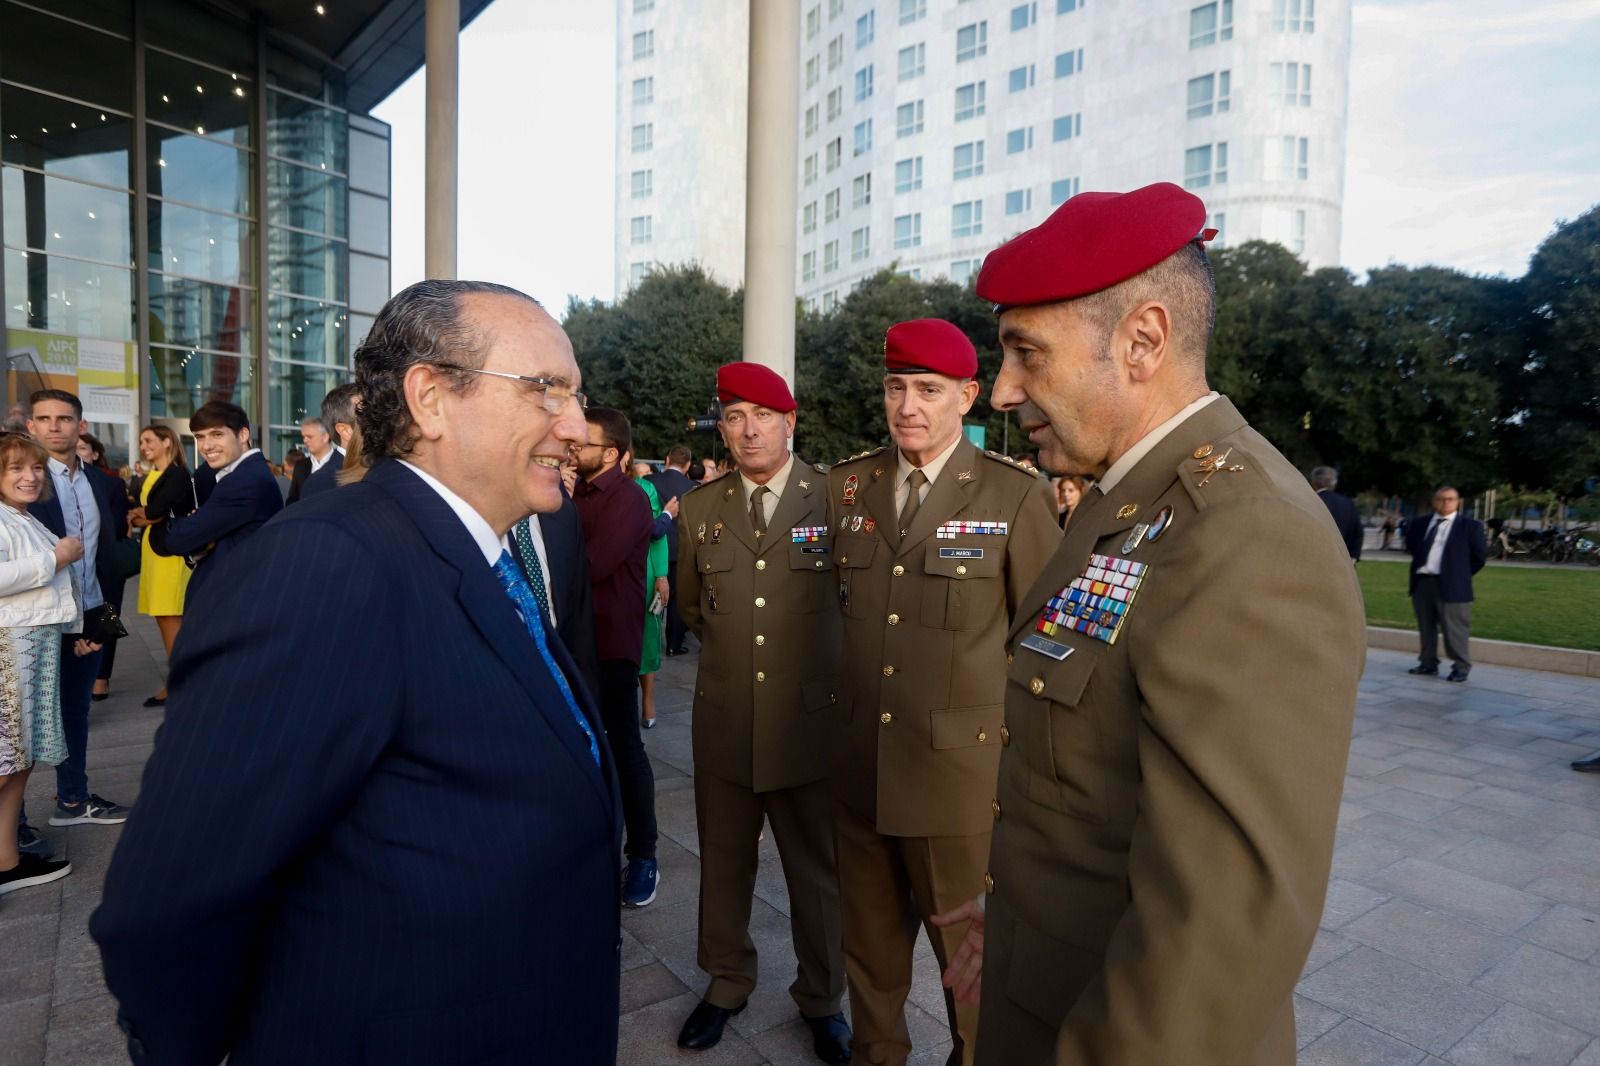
[1021, 633, 1075, 661]
[800, 546, 829, 554]
[938, 547, 984, 559]
[936, 520, 1008, 539]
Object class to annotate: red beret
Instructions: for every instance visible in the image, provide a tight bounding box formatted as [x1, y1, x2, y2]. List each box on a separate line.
[716, 361, 796, 413]
[883, 318, 978, 379]
[975, 182, 1216, 308]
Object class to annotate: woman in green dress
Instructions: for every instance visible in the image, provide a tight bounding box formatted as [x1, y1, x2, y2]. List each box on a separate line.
[633, 461, 670, 729]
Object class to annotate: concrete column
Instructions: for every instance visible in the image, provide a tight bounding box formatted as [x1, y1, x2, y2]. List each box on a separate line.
[424, 0, 459, 279]
[741, 0, 800, 383]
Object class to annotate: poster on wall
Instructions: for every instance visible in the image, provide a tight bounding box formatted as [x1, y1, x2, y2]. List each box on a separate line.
[6, 328, 139, 469]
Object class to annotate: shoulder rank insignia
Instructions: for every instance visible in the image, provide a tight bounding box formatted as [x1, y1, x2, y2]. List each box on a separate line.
[1192, 443, 1214, 460]
[1193, 447, 1243, 488]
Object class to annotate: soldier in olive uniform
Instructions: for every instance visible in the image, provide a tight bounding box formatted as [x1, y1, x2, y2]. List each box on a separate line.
[828, 320, 1061, 1066]
[676, 362, 851, 1064]
[931, 183, 1366, 1065]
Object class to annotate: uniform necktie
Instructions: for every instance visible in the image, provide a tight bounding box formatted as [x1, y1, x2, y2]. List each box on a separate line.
[511, 517, 553, 626]
[749, 485, 770, 537]
[492, 550, 599, 766]
[899, 469, 928, 540]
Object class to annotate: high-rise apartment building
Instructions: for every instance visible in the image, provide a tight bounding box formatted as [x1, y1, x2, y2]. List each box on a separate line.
[616, 0, 1350, 307]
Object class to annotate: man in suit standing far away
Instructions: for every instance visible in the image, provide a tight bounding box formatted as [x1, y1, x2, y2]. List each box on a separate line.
[1312, 466, 1363, 561]
[649, 444, 697, 655]
[1404, 485, 1487, 682]
[92, 279, 622, 1066]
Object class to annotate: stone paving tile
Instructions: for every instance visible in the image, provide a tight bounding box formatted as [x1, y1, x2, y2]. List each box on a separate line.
[1298, 1017, 1429, 1066]
[1295, 993, 1346, 1049]
[1343, 899, 1521, 984]
[1367, 858, 1552, 935]
[1474, 943, 1600, 1035]
[1299, 947, 1501, 1054]
[1518, 903, 1600, 962]
[0, 996, 50, 1066]
[1573, 1039, 1600, 1066]
[41, 994, 125, 1066]
[1441, 1001, 1592, 1066]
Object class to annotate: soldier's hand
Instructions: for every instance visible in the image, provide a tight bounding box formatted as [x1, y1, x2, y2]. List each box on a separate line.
[931, 896, 985, 1004]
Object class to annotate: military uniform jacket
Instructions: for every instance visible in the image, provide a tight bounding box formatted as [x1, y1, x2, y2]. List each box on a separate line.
[981, 397, 1365, 1065]
[828, 436, 1060, 838]
[678, 460, 841, 794]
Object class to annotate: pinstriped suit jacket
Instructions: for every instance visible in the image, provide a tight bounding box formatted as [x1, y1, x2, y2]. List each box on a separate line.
[91, 459, 622, 1066]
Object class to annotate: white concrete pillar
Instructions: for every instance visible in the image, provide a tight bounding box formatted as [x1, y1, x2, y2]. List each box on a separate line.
[742, 0, 801, 383]
[424, 0, 459, 280]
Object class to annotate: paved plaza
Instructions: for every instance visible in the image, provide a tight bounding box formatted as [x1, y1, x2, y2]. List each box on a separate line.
[3, 602, 1600, 1065]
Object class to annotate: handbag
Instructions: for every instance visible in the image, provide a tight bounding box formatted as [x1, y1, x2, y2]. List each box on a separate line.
[81, 602, 129, 645]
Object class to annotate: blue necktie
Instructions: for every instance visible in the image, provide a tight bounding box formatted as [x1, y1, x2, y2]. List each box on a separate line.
[493, 550, 600, 766]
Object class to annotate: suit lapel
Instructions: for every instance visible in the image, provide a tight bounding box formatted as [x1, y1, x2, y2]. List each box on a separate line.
[856, 456, 897, 549]
[759, 462, 817, 556]
[898, 437, 981, 556]
[706, 477, 758, 554]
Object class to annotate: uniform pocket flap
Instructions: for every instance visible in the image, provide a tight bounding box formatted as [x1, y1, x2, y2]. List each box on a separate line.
[789, 542, 831, 570]
[923, 545, 1002, 578]
[696, 545, 736, 574]
[835, 534, 878, 569]
[929, 703, 1002, 749]
[801, 678, 836, 713]
[1009, 639, 1100, 708]
[1003, 920, 1100, 1028]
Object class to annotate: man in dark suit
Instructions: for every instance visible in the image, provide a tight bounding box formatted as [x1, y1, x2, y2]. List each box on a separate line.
[287, 416, 343, 503]
[143, 401, 283, 604]
[1405, 485, 1488, 682]
[1313, 465, 1363, 561]
[648, 444, 696, 654]
[512, 490, 600, 695]
[92, 279, 621, 1065]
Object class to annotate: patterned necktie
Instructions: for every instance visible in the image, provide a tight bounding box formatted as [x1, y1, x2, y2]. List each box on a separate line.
[749, 485, 770, 538]
[899, 469, 928, 540]
[511, 517, 553, 625]
[492, 550, 599, 766]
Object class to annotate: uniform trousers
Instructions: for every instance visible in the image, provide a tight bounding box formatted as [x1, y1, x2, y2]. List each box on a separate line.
[1412, 574, 1472, 673]
[835, 800, 989, 1066]
[694, 771, 844, 1017]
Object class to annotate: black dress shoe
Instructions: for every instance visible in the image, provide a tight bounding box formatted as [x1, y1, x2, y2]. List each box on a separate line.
[677, 999, 745, 1051]
[1572, 753, 1600, 774]
[1446, 669, 1469, 683]
[1407, 665, 1438, 676]
[803, 1012, 852, 1064]
[142, 695, 166, 708]
[91, 693, 109, 702]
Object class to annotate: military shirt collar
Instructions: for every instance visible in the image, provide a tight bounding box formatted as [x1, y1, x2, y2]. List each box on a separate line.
[1095, 392, 1219, 494]
[739, 451, 795, 508]
[896, 433, 963, 493]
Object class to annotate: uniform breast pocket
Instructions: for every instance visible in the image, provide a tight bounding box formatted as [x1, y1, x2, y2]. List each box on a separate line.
[835, 534, 878, 620]
[696, 544, 736, 615]
[788, 542, 831, 613]
[920, 545, 1003, 630]
[1008, 645, 1108, 823]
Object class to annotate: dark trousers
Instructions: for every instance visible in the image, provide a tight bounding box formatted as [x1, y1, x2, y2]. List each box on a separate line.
[597, 658, 657, 860]
[96, 577, 125, 683]
[665, 561, 688, 652]
[1412, 575, 1472, 672]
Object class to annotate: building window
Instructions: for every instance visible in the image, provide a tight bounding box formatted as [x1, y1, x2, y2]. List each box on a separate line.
[955, 82, 987, 121]
[857, 10, 876, 47]
[803, 201, 818, 233]
[828, 35, 845, 70]
[633, 30, 655, 60]
[1184, 142, 1228, 187]
[630, 169, 653, 198]
[1273, 0, 1314, 32]
[1057, 0, 1082, 11]
[894, 156, 924, 192]
[826, 138, 842, 172]
[1189, 1, 1233, 48]
[1187, 71, 1231, 118]
[1005, 188, 1032, 215]
[1008, 64, 1036, 92]
[1010, 2, 1037, 30]
[631, 123, 654, 151]
[1052, 113, 1082, 142]
[851, 226, 871, 261]
[632, 77, 655, 106]
[630, 215, 653, 244]
[1054, 48, 1083, 78]
[822, 291, 838, 313]
[1209, 211, 1226, 245]
[853, 173, 873, 207]
[829, 0, 845, 18]
[635, 0, 655, 11]
[953, 141, 985, 179]
[1270, 62, 1311, 107]
[807, 5, 821, 39]
[952, 200, 984, 237]
[827, 87, 844, 121]
[956, 22, 987, 61]
[630, 262, 651, 287]
[951, 259, 978, 284]
[804, 153, 818, 185]
[1265, 135, 1309, 180]
[899, 43, 926, 81]
[894, 212, 922, 248]
[853, 119, 873, 156]
[802, 250, 817, 281]
[896, 100, 925, 137]
[1050, 176, 1081, 205]
[825, 188, 841, 222]
[1005, 126, 1034, 154]
[806, 55, 820, 87]
[900, 0, 926, 23]
[1291, 209, 1306, 254]
[824, 239, 840, 272]
[855, 64, 875, 101]
[805, 104, 819, 137]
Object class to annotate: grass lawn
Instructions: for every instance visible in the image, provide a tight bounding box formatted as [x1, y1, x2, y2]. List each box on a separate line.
[1358, 560, 1600, 651]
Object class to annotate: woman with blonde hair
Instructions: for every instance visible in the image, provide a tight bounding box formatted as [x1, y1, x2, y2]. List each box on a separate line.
[128, 425, 194, 707]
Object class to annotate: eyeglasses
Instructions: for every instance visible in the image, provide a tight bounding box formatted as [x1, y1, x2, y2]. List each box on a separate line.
[431, 362, 588, 416]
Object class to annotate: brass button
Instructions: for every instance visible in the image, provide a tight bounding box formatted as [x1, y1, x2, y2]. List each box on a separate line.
[955, 564, 967, 576]
[756, 671, 766, 682]
[880, 712, 892, 724]
[1000, 724, 1011, 746]
[698, 689, 705, 697]
[703, 563, 712, 572]
[756, 559, 767, 571]
[840, 555, 849, 565]
[983, 872, 995, 894]
[755, 597, 766, 607]
[892, 564, 905, 577]
[830, 693, 837, 704]
[883, 665, 895, 677]
[977, 729, 987, 743]
[815, 561, 824, 569]
[1028, 676, 1045, 697]
[888, 613, 900, 625]
[1006, 653, 1014, 665]
[991, 798, 1001, 819]
[755, 634, 765, 646]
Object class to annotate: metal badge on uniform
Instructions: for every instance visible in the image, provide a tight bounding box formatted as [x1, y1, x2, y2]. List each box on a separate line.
[1193, 447, 1243, 488]
[842, 474, 859, 506]
[697, 522, 707, 545]
[939, 547, 984, 559]
[799, 479, 811, 490]
[864, 517, 876, 534]
[1115, 503, 1139, 520]
[712, 521, 724, 543]
[1036, 553, 1150, 646]
[850, 515, 863, 532]
[1121, 523, 1149, 555]
[1021, 632, 1075, 661]
[1146, 505, 1174, 542]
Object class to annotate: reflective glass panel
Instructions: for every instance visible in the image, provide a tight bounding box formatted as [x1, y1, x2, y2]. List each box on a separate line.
[146, 49, 252, 143]
[267, 228, 347, 302]
[0, 4, 132, 110]
[347, 313, 375, 358]
[3, 167, 133, 264]
[267, 295, 347, 366]
[144, 0, 252, 70]
[1, 86, 132, 188]
[148, 200, 252, 284]
[268, 160, 346, 238]
[33, 0, 134, 33]
[348, 130, 389, 195]
[348, 252, 388, 315]
[269, 362, 349, 429]
[147, 127, 251, 214]
[146, 346, 253, 420]
[5, 250, 134, 340]
[267, 91, 348, 174]
[147, 275, 251, 352]
[348, 191, 387, 256]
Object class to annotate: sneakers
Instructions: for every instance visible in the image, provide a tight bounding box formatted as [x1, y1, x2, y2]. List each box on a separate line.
[48, 794, 130, 826]
[0, 854, 72, 896]
[17, 824, 54, 860]
[622, 858, 659, 908]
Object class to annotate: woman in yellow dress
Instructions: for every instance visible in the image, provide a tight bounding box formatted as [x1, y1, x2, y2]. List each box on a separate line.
[129, 426, 194, 707]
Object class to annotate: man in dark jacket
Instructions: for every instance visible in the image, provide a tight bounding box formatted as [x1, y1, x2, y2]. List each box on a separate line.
[648, 445, 697, 654]
[1405, 486, 1487, 681]
[1312, 466, 1362, 561]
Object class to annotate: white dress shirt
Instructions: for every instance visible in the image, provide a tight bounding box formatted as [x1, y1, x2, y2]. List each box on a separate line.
[214, 447, 262, 483]
[308, 446, 337, 474]
[1418, 512, 1456, 575]
[739, 453, 795, 529]
[894, 433, 964, 516]
[1094, 392, 1220, 494]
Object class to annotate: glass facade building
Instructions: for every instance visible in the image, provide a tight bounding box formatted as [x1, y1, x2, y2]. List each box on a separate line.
[0, 0, 392, 465]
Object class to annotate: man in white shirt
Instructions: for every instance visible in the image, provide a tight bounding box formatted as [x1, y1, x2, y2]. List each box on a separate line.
[1404, 485, 1487, 681]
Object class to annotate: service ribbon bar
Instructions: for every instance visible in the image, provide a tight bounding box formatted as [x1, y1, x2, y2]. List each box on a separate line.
[935, 520, 1010, 540]
[791, 526, 828, 543]
[1036, 553, 1149, 645]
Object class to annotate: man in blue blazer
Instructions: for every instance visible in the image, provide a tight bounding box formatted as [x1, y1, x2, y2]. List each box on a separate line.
[1404, 485, 1487, 682]
[92, 279, 622, 1065]
[143, 401, 283, 606]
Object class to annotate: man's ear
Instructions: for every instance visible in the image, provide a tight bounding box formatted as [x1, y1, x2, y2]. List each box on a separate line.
[405, 364, 450, 444]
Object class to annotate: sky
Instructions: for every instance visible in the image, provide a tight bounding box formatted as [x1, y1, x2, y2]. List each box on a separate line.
[373, 0, 1600, 311]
